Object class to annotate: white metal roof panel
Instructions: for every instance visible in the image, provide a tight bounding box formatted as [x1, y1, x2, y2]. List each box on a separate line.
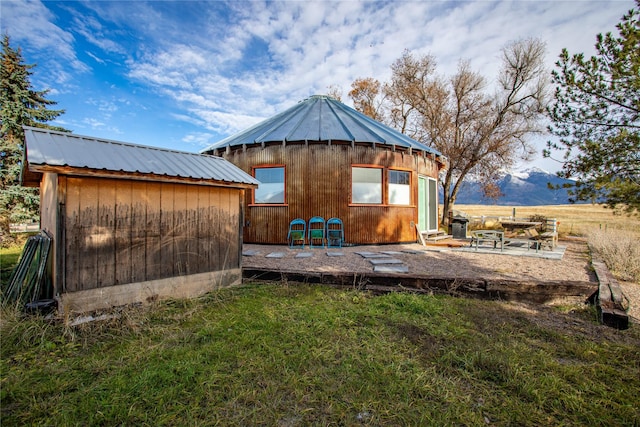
[23, 127, 259, 186]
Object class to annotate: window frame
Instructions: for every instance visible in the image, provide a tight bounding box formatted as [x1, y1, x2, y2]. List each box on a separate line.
[350, 164, 415, 207]
[388, 168, 412, 206]
[251, 164, 287, 206]
[350, 165, 384, 205]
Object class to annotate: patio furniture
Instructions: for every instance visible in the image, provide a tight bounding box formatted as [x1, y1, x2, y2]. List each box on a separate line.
[524, 228, 555, 252]
[287, 218, 306, 248]
[500, 220, 542, 237]
[308, 216, 326, 248]
[470, 230, 504, 252]
[500, 220, 542, 230]
[326, 217, 344, 248]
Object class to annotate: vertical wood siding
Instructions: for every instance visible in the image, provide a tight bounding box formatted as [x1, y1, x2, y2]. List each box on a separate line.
[61, 177, 240, 293]
[223, 143, 440, 244]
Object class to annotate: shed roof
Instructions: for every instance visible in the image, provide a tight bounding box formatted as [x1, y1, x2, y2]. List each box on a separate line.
[202, 95, 444, 159]
[22, 127, 259, 188]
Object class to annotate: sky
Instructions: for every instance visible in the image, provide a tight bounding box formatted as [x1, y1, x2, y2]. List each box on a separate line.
[1, 0, 634, 173]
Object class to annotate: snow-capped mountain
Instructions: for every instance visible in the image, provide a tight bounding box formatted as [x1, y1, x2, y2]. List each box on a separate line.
[451, 168, 581, 205]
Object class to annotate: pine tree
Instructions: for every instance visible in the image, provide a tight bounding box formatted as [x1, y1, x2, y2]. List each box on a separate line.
[1, 34, 66, 245]
[546, 2, 640, 214]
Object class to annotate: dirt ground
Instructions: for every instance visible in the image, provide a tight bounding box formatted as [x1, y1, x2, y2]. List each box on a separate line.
[243, 238, 639, 325]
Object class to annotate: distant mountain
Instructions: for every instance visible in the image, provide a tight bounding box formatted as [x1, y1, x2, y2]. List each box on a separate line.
[451, 168, 581, 205]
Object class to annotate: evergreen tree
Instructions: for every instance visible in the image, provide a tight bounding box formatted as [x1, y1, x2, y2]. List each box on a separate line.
[1, 34, 66, 245]
[546, 2, 640, 214]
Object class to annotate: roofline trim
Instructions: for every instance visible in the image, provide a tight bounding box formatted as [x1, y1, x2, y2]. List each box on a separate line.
[27, 164, 259, 189]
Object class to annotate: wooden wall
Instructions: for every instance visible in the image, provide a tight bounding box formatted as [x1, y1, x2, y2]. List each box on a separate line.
[221, 143, 440, 244]
[59, 176, 242, 293]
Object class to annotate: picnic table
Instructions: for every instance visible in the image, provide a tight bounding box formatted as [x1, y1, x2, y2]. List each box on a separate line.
[470, 230, 504, 252]
[500, 220, 541, 233]
[500, 220, 557, 250]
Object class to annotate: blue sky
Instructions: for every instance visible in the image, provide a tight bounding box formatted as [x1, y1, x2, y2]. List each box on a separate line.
[1, 0, 634, 172]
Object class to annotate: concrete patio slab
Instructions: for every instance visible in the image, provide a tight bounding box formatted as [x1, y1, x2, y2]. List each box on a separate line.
[373, 265, 409, 273]
[368, 258, 404, 265]
[265, 252, 285, 258]
[452, 244, 566, 260]
[242, 250, 261, 256]
[296, 252, 313, 258]
[356, 252, 391, 258]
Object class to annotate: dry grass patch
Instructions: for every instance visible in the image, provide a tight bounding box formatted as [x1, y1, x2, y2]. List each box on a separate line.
[586, 228, 640, 283]
[455, 204, 639, 237]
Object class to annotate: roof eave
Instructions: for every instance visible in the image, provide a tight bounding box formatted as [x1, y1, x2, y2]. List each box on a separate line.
[25, 164, 259, 189]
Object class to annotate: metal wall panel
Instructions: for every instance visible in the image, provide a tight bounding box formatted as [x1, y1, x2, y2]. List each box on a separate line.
[223, 143, 441, 244]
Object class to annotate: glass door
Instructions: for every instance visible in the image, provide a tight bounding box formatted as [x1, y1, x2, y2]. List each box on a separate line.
[418, 176, 438, 232]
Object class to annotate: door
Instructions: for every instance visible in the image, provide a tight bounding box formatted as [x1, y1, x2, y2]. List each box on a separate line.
[418, 176, 438, 232]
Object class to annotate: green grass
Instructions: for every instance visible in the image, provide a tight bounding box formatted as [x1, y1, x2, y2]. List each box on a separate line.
[2, 284, 639, 426]
[0, 245, 22, 287]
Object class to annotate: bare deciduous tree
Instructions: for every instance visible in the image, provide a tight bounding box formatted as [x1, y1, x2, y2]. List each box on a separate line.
[325, 84, 343, 102]
[349, 38, 549, 225]
[348, 77, 385, 122]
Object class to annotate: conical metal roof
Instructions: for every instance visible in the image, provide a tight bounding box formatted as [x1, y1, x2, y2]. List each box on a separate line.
[202, 95, 443, 158]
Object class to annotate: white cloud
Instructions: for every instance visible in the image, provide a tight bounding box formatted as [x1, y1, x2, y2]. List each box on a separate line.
[85, 51, 106, 65]
[69, 11, 127, 55]
[181, 132, 216, 149]
[85, 98, 119, 113]
[114, 0, 633, 150]
[1, 0, 89, 75]
[190, 108, 266, 135]
[82, 117, 105, 128]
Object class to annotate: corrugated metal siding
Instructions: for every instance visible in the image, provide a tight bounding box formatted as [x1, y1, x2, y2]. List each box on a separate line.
[23, 126, 259, 187]
[224, 143, 439, 244]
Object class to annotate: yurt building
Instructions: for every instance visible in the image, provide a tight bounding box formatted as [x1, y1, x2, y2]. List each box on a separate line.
[203, 95, 447, 245]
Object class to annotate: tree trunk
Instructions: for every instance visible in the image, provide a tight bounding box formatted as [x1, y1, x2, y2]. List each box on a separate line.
[441, 169, 471, 226]
[441, 171, 454, 226]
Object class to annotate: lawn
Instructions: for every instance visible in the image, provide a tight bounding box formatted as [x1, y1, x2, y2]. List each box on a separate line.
[2, 284, 639, 426]
[0, 245, 22, 286]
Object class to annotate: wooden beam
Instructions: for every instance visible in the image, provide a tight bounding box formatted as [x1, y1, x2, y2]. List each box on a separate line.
[415, 223, 426, 246]
[242, 269, 597, 305]
[590, 248, 629, 330]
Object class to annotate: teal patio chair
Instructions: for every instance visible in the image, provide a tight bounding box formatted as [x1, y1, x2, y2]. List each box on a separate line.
[287, 218, 306, 248]
[326, 217, 344, 248]
[308, 216, 326, 248]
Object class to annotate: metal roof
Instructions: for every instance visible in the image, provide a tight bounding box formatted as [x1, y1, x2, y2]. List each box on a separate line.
[202, 95, 444, 158]
[22, 126, 259, 187]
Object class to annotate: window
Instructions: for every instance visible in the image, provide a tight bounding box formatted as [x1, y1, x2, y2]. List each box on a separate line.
[254, 166, 285, 204]
[352, 167, 382, 204]
[388, 170, 411, 205]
